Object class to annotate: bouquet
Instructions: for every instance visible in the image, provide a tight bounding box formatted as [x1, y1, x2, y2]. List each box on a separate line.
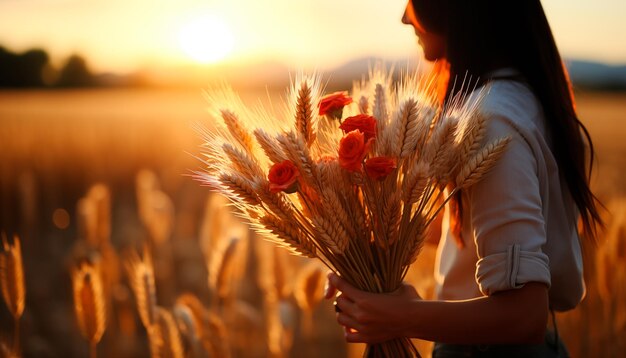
[195, 66, 510, 357]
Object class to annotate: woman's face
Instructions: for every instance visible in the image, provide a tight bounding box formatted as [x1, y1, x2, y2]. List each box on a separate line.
[401, 1, 446, 61]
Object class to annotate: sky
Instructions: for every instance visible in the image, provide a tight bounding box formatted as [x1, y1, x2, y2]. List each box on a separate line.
[0, 0, 625, 73]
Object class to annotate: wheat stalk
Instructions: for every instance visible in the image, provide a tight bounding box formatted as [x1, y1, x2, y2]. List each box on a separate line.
[0, 234, 25, 353]
[72, 261, 106, 358]
[456, 136, 512, 189]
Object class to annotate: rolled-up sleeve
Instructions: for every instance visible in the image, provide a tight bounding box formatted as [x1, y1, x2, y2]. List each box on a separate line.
[467, 115, 551, 296]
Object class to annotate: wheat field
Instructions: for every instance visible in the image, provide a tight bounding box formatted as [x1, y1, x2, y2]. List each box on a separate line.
[0, 88, 625, 357]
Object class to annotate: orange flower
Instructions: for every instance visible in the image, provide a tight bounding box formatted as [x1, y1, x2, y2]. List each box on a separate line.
[268, 160, 300, 193]
[318, 92, 353, 119]
[339, 114, 378, 141]
[338, 130, 372, 172]
[365, 157, 397, 180]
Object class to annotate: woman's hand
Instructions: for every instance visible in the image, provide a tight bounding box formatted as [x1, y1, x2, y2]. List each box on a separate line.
[324, 272, 422, 344]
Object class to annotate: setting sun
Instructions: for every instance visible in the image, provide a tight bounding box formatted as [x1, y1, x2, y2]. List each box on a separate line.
[178, 15, 234, 64]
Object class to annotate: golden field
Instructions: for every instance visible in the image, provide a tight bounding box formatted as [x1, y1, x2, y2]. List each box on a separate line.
[0, 88, 625, 357]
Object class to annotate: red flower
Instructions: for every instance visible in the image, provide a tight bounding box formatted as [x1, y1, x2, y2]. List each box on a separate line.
[365, 157, 397, 180]
[338, 130, 372, 172]
[268, 160, 300, 193]
[339, 114, 378, 141]
[318, 92, 353, 119]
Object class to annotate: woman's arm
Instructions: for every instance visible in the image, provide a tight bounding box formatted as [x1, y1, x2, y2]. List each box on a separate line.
[326, 273, 549, 345]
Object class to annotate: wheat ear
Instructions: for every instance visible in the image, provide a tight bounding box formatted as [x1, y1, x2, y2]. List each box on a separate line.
[393, 98, 419, 158]
[218, 172, 260, 206]
[72, 261, 106, 358]
[403, 216, 427, 266]
[254, 128, 287, 164]
[176, 293, 230, 358]
[311, 215, 349, 254]
[222, 143, 264, 180]
[88, 184, 112, 246]
[403, 162, 430, 205]
[276, 131, 319, 189]
[0, 234, 25, 322]
[125, 247, 158, 330]
[457, 113, 487, 164]
[293, 262, 325, 312]
[293, 262, 326, 336]
[221, 109, 255, 153]
[208, 237, 241, 303]
[155, 307, 184, 358]
[425, 118, 458, 183]
[381, 191, 402, 246]
[358, 95, 369, 114]
[0, 340, 18, 358]
[0, 234, 25, 353]
[253, 180, 297, 220]
[294, 80, 316, 146]
[320, 188, 358, 239]
[373, 83, 389, 124]
[259, 214, 317, 258]
[456, 136, 511, 189]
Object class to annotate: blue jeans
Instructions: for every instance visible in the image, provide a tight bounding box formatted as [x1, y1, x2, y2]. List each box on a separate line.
[432, 330, 569, 358]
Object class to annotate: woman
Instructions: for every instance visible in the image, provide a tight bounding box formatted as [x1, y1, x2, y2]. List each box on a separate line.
[325, 0, 603, 356]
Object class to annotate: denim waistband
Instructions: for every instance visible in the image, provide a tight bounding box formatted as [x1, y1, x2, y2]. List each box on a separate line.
[432, 311, 569, 358]
[432, 333, 566, 358]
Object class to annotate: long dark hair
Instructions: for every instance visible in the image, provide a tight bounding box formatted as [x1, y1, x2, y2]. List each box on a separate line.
[412, 0, 603, 240]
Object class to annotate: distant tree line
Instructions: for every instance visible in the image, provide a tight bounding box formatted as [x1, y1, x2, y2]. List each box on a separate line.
[0, 46, 144, 88]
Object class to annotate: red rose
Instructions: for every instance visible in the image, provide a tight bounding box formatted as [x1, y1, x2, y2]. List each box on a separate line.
[339, 114, 377, 141]
[365, 157, 397, 180]
[338, 130, 372, 172]
[268, 160, 300, 193]
[318, 92, 353, 119]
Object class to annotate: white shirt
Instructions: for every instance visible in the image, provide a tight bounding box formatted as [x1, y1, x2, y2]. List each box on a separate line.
[434, 70, 585, 311]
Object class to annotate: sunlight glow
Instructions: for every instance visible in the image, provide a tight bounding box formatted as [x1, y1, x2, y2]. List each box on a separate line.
[178, 15, 234, 64]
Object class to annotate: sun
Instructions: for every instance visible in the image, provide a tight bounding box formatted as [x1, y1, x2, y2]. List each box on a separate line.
[178, 15, 234, 64]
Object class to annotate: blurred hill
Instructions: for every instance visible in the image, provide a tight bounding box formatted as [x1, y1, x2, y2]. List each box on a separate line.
[566, 60, 626, 91]
[1, 44, 625, 91]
